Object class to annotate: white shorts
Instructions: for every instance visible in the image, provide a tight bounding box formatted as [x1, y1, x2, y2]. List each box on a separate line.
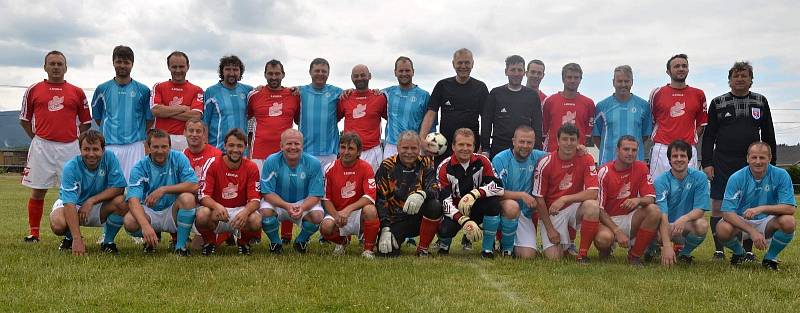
[106, 141, 145, 182]
[514, 214, 539, 250]
[260, 200, 323, 225]
[741, 215, 776, 240]
[22, 136, 79, 189]
[314, 155, 337, 171]
[360, 145, 384, 173]
[611, 211, 636, 238]
[144, 205, 177, 233]
[169, 135, 188, 152]
[215, 206, 247, 234]
[251, 158, 265, 173]
[650, 143, 698, 178]
[539, 203, 580, 250]
[50, 199, 103, 227]
[323, 209, 363, 236]
[383, 143, 397, 160]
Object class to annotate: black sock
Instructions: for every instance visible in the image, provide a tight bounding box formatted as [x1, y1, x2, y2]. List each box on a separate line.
[743, 238, 753, 253]
[710, 216, 723, 252]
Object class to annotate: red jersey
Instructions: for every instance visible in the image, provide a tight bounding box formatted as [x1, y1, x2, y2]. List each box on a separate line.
[597, 160, 655, 216]
[649, 84, 707, 145]
[542, 92, 595, 152]
[338, 91, 387, 149]
[199, 156, 261, 208]
[247, 87, 299, 159]
[537, 89, 547, 104]
[184, 144, 223, 176]
[150, 80, 204, 135]
[19, 80, 91, 142]
[323, 159, 376, 211]
[532, 152, 599, 209]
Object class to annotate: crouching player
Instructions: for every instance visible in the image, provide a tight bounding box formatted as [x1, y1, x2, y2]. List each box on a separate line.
[595, 136, 660, 266]
[124, 129, 198, 255]
[49, 130, 128, 255]
[492, 125, 548, 258]
[375, 131, 442, 257]
[437, 128, 504, 258]
[533, 123, 601, 262]
[319, 132, 381, 258]
[654, 140, 710, 265]
[716, 142, 796, 270]
[195, 129, 262, 255]
[259, 129, 325, 254]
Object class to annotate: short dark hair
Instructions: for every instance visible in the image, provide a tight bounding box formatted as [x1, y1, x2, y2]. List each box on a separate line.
[112, 45, 134, 62]
[394, 56, 414, 70]
[218, 55, 244, 81]
[666, 54, 688, 71]
[309, 58, 329, 71]
[561, 63, 582, 77]
[339, 131, 362, 152]
[728, 61, 753, 80]
[667, 140, 692, 161]
[616, 135, 638, 148]
[44, 50, 66, 65]
[557, 123, 580, 139]
[224, 128, 247, 146]
[264, 59, 285, 74]
[185, 117, 206, 131]
[505, 55, 525, 69]
[146, 128, 170, 146]
[79, 130, 105, 149]
[167, 51, 189, 65]
[527, 59, 545, 71]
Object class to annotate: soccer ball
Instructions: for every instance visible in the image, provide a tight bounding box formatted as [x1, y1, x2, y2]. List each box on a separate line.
[425, 132, 447, 156]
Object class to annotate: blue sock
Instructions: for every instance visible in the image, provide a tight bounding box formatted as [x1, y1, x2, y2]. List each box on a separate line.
[175, 208, 196, 250]
[128, 229, 143, 238]
[500, 217, 518, 253]
[723, 237, 745, 255]
[295, 220, 319, 243]
[64, 230, 73, 241]
[765, 230, 794, 261]
[103, 213, 124, 244]
[679, 233, 706, 256]
[481, 215, 500, 252]
[261, 216, 281, 244]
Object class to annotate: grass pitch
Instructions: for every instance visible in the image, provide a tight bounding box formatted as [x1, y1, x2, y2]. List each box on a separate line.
[1, 175, 799, 312]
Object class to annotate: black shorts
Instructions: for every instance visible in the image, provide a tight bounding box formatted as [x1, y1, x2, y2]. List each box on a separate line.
[710, 153, 747, 200]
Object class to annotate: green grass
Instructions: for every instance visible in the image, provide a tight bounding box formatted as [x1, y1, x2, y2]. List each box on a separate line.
[1, 175, 799, 312]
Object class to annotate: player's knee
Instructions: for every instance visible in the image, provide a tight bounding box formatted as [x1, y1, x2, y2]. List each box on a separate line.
[645, 204, 660, 218]
[176, 193, 196, 208]
[112, 195, 129, 215]
[692, 218, 709, 235]
[307, 211, 324, 224]
[777, 215, 796, 233]
[421, 200, 442, 220]
[30, 189, 47, 200]
[715, 221, 735, 240]
[513, 247, 536, 259]
[543, 247, 562, 260]
[500, 200, 520, 219]
[49, 210, 67, 234]
[123, 213, 139, 231]
[594, 229, 614, 248]
[260, 208, 275, 218]
[246, 212, 262, 231]
[195, 207, 212, 225]
[362, 204, 378, 219]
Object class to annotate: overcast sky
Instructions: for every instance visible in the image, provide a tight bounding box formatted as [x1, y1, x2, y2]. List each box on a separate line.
[2, 0, 799, 143]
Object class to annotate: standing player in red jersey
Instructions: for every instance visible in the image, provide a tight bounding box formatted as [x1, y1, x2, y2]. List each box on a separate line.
[195, 129, 262, 255]
[19, 51, 92, 242]
[248, 59, 300, 172]
[151, 51, 204, 152]
[526, 59, 547, 104]
[541, 63, 595, 152]
[339, 65, 387, 173]
[533, 123, 601, 262]
[595, 135, 664, 266]
[319, 132, 381, 258]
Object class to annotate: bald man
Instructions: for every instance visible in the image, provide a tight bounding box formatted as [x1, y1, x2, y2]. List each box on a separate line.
[339, 64, 388, 172]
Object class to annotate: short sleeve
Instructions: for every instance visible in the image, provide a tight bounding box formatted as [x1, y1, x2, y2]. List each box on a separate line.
[59, 161, 80, 205]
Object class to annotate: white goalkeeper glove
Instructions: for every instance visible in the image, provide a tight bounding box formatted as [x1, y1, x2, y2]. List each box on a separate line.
[458, 216, 483, 243]
[378, 227, 398, 254]
[403, 191, 426, 215]
[457, 189, 481, 216]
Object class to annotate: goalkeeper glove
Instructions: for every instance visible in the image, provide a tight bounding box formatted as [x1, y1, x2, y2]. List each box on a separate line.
[457, 189, 481, 216]
[458, 216, 483, 243]
[403, 191, 426, 215]
[377, 227, 398, 254]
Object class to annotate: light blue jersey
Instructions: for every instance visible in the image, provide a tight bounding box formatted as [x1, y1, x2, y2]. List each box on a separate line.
[722, 165, 796, 219]
[126, 150, 198, 211]
[91, 79, 152, 145]
[60, 150, 127, 206]
[298, 84, 343, 156]
[383, 85, 435, 144]
[492, 148, 548, 218]
[655, 168, 709, 223]
[592, 94, 653, 165]
[204, 82, 254, 149]
[260, 152, 325, 203]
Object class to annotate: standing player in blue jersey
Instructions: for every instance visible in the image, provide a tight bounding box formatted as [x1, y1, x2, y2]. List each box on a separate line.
[49, 130, 128, 255]
[259, 129, 326, 254]
[654, 140, 709, 265]
[204, 55, 253, 150]
[382, 56, 434, 159]
[492, 125, 548, 258]
[715, 142, 796, 270]
[92, 45, 153, 181]
[298, 58, 343, 170]
[592, 65, 653, 165]
[123, 129, 199, 255]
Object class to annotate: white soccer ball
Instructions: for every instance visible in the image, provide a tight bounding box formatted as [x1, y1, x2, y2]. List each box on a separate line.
[425, 132, 448, 156]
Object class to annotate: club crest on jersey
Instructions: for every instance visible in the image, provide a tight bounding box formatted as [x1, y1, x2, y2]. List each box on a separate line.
[169, 96, 183, 106]
[562, 111, 576, 125]
[558, 174, 573, 190]
[670, 101, 686, 117]
[299, 172, 306, 180]
[48, 96, 64, 111]
[341, 181, 356, 198]
[353, 103, 367, 119]
[269, 102, 283, 117]
[222, 182, 238, 199]
[98, 169, 106, 177]
[129, 90, 137, 97]
[617, 182, 631, 199]
[751, 107, 761, 120]
[410, 96, 416, 102]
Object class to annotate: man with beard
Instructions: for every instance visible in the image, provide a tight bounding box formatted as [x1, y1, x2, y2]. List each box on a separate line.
[541, 63, 595, 152]
[339, 65, 387, 172]
[298, 58, 343, 170]
[382, 57, 434, 159]
[204, 55, 254, 151]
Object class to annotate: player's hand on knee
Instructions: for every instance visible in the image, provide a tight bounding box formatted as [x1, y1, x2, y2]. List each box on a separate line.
[78, 206, 91, 225]
[546, 229, 560, 245]
[403, 191, 426, 215]
[458, 216, 483, 243]
[458, 189, 481, 216]
[615, 229, 629, 248]
[230, 214, 245, 230]
[378, 227, 398, 254]
[671, 220, 686, 237]
[143, 226, 159, 247]
[702, 166, 714, 181]
[549, 199, 566, 215]
[743, 207, 761, 220]
[751, 232, 767, 250]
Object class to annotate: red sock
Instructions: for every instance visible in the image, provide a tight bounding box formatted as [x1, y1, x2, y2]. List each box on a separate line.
[280, 220, 293, 240]
[238, 230, 260, 245]
[170, 232, 178, 242]
[673, 244, 684, 254]
[199, 227, 217, 245]
[362, 219, 380, 251]
[27, 198, 44, 238]
[215, 232, 230, 246]
[630, 228, 657, 258]
[578, 220, 599, 258]
[323, 226, 347, 244]
[417, 217, 442, 251]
